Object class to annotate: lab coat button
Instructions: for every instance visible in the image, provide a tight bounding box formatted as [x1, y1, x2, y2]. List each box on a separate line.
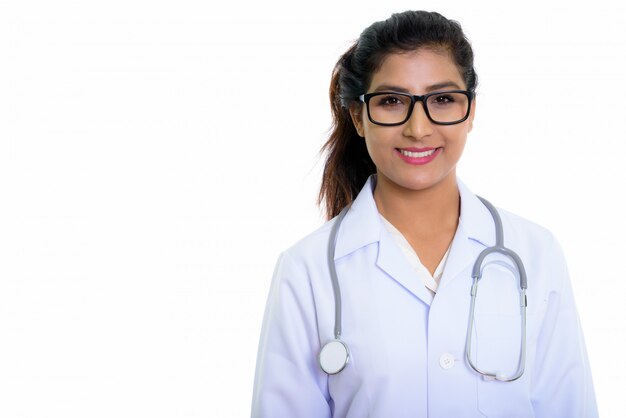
[439, 353, 455, 370]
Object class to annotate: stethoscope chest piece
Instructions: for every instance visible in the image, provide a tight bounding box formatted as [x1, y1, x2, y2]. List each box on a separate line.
[319, 339, 350, 375]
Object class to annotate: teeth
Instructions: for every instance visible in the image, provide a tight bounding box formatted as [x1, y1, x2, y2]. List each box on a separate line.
[399, 148, 437, 158]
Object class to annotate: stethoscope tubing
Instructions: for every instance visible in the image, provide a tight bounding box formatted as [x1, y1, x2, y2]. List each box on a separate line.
[327, 204, 351, 340]
[322, 195, 528, 382]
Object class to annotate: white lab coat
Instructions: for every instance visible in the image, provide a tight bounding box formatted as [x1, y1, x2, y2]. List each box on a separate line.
[252, 174, 597, 417]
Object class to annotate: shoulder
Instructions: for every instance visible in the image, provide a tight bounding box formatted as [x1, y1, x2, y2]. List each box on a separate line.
[496, 205, 565, 258]
[458, 177, 560, 254]
[498, 206, 557, 245]
[278, 216, 337, 268]
[265, 217, 340, 305]
[495, 205, 569, 289]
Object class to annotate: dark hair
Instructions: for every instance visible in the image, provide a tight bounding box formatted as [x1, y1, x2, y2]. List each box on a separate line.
[317, 10, 478, 221]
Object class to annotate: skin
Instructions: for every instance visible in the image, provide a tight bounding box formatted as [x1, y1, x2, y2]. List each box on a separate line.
[349, 48, 477, 276]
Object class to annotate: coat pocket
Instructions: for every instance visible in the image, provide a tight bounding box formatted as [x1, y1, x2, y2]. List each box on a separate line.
[473, 312, 534, 418]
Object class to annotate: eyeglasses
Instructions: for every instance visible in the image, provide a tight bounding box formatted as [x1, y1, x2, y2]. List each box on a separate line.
[358, 90, 475, 126]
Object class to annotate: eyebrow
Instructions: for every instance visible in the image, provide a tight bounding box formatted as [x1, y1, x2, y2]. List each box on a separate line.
[372, 81, 462, 94]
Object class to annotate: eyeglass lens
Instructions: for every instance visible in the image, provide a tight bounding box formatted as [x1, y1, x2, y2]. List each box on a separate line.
[368, 92, 469, 124]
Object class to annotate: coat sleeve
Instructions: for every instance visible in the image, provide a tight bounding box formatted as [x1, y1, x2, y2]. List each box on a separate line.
[251, 251, 332, 418]
[530, 235, 598, 417]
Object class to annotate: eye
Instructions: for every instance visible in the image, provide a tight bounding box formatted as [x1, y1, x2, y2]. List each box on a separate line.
[429, 93, 456, 107]
[372, 94, 408, 108]
[434, 94, 454, 104]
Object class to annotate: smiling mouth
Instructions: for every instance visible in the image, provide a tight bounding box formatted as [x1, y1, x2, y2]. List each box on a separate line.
[396, 148, 441, 158]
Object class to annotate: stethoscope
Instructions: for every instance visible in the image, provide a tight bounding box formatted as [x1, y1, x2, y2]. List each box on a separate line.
[319, 196, 528, 382]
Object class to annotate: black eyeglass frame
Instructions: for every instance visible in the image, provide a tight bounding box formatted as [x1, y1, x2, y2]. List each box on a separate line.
[357, 90, 475, 126]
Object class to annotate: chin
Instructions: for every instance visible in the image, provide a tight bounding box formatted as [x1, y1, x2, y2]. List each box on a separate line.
[394, 177, 439, 191]
[400, 173, 453, 191]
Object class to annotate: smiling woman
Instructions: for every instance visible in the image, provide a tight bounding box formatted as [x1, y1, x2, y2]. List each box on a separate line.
[251, 10, 598, 418]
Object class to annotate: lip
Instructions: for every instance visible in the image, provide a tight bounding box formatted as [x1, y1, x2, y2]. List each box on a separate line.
[395, 147, 442, 165]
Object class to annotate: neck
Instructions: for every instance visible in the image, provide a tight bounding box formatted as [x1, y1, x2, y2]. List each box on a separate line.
[373, 172, 460, 239]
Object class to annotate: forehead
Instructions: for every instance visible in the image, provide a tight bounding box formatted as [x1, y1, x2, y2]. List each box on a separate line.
[368, 49, 465, 93]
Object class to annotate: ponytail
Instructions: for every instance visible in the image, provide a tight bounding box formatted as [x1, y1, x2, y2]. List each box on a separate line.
[317, 44, 376, 221]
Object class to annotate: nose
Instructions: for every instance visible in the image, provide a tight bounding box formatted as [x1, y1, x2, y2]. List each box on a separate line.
[402, 101, 433, 138]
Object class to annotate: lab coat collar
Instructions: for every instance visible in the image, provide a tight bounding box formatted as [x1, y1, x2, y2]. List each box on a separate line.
[333, 173, 496, 304]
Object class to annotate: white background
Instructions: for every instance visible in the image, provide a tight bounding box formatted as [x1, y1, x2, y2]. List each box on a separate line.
[0, 0, 624, 416]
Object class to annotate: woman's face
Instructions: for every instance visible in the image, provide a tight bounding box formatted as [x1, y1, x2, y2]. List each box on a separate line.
[349, 48, 476, 193]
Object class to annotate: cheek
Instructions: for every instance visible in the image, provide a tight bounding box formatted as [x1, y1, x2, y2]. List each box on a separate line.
[363, 128, 399, 156]
[443, 129, 469, 148]
[443, 136, 468, 161]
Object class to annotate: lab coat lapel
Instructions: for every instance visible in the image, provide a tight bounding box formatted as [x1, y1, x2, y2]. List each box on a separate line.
[376, 225, 435, 305]
[333, 174, 496, 304]
[332, 175, 381, 260]
[332, 174, 432, 306]
[435, 222, 476, 292]
[437, 177, 496, 291]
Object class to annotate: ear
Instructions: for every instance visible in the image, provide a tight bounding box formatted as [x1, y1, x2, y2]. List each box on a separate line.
[467, 96, 477, 133]
[349, 102, 365, 137]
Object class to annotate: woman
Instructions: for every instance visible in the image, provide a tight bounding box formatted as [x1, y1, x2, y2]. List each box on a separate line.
[251, 10, 597, 417]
